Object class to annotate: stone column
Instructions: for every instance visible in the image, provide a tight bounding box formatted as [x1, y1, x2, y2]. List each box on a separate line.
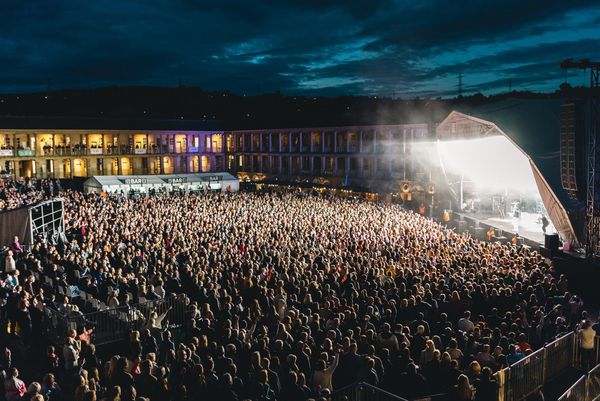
[372, 155, 377, 178]
[333, 131, 338, 153]
[359, 131, 364, 153]
[359, 157, 364, 178]
[373, 130, 377, 153]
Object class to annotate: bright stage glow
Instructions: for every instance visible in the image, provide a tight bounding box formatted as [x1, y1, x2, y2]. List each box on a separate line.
[436, 135, 537, 193]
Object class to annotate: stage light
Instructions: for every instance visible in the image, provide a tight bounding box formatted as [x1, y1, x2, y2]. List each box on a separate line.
[436, 136, 537, 194]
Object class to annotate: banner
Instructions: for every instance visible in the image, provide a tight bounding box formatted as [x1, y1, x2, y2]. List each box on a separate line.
[121, 177, 148, 185]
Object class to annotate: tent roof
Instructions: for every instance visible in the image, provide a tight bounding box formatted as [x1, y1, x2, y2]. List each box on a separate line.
[156, 172, 238, 182]
[84, 172, 238, 187]
[451, 98, 572, 210]
[437, 98, 583, 244]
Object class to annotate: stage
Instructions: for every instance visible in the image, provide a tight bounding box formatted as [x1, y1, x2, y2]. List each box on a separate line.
[456, 211, 550, 245]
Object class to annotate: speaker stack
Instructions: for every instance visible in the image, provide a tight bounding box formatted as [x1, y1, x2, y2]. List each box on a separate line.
[540, 233, 560, 258]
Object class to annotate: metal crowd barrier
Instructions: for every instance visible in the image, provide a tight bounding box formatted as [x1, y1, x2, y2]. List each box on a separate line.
[330, 382, 409, 401]
[43, 306, 71, 345]
[559, 375, 588, 401]
[494, 331, 584, 401]
[546, 331, 579, 379]
[44, 294, 190, 345]
[559, 363, 600, 401]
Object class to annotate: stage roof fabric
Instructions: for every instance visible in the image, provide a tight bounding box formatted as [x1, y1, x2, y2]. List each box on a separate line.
[457, 98, 567, 202]
[437, 98, 581, 246]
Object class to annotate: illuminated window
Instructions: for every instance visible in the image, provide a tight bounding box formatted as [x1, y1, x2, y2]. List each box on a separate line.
[211, 134, 223, 152]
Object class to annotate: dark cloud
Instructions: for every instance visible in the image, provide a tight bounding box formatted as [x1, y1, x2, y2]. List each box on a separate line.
[428, 39, 600, 77]
[360, 0, 594, 51]
[0, 0, 599, 96]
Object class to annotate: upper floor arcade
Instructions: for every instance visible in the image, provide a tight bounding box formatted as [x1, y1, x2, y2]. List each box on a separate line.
[222, 124, 429, 155]
[0, 129, 226, 158]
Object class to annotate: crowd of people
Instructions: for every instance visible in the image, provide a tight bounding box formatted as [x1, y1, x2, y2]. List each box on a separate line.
[0, 181, 595, 401]
[0, 179, 58, 212]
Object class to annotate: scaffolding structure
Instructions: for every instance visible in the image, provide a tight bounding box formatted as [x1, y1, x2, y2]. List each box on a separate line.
[29, 198, 65, 244]
[560, 59, 600, 257]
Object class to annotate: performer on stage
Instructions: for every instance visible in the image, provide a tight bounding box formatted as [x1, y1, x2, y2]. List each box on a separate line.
[541, 214, 549, 234]
[499, 198, 506, 218]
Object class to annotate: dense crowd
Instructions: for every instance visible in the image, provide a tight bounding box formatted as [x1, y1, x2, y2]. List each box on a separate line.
[0, 185, 595, 401]
[0, 179, 57, 212]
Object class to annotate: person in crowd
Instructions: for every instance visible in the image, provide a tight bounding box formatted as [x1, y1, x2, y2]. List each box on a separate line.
[452, 374, 475, 401]
[579, 320, 597, 371]
[41, 373, 63, 401]
[311, 351, 339, 393]
[506, 344, 525, 366]
[4, 368, 26, 401]
[4, 250, 16, 274]
[458, 311, 475, 333]
[11, 236, 22, 254]
[473, 367, 498, 401]
[22, 382, 42, 401]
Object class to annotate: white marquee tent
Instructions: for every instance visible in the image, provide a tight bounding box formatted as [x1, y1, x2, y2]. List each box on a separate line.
[83, 172, 239, 194]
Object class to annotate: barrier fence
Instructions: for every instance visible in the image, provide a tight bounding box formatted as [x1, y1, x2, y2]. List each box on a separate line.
[495, 331, 600, 401]
[330, 382, 409, 401]
[559, 375, 587, 401]
[44, 294, 190, 345]
[559, 363, 600, 401]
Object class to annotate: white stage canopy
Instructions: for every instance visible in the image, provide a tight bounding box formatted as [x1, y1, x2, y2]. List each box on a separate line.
[437, 111, 578, 247]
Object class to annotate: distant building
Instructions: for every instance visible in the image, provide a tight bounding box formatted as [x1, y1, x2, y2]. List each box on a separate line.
[225, 124, 429, 190]
[0, 116, 225, 178]
[0, 116, 430, 191]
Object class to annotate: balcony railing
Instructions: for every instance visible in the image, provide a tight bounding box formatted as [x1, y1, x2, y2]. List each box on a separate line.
[30, 145, 220, 157]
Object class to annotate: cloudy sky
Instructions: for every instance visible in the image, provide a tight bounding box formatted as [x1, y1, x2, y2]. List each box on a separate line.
[2, 0, 600, 97]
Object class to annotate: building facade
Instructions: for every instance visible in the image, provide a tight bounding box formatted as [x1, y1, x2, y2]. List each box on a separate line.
[224, 124, 429, 190]
[0, 121, 430, 191]
[0, 128, 225, 178]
